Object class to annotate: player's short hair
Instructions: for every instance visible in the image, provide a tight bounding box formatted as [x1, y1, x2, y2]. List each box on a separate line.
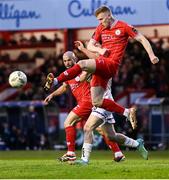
[94, 6, 111, 17]
[63, 51, 78, 62]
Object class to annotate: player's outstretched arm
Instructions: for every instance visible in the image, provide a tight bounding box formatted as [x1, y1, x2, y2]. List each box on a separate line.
[87, 39, 109, 56]
[135, 33, 159, 64]
[75, 41, 99, 59]
[44, 83, 68, 104]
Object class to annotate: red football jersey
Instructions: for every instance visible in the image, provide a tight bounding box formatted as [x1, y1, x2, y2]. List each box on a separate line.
[65, 75, 91, 103]
[92, 20, 138, 65]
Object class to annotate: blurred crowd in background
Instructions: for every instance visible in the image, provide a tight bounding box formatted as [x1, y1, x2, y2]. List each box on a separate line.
[0, 33, 169, 100]
[0, 32, 62, 48]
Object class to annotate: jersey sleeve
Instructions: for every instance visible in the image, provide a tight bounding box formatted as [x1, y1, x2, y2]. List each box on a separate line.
[125, 23, 138, 38]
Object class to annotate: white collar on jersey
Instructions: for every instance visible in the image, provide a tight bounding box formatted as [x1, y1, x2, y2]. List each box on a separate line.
[110, 19, 118, 29]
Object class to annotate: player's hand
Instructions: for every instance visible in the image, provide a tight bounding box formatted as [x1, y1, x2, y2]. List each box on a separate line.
[44, 94, 53, 105]
[99, 48, 110, 57]
[150, 56, 159, 64]
[74, 41, 84, 50]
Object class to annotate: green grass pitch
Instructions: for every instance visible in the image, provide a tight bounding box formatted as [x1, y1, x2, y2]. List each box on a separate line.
[0, 150, 169, 179]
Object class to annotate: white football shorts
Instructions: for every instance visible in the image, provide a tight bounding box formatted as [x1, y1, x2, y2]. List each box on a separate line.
[91, 106, 115, 125]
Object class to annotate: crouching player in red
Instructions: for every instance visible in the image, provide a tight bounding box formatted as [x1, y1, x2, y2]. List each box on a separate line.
[44, 51, 125, 163]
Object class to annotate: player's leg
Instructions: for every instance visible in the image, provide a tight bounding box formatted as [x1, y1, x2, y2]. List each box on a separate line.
[90, 85, 137, 129]
[96, 127, 125, 162]
[90, 75, 137, 130]
[91, 106, 125, 162]
[89, 58, 137, 129]
[91, 85, 125, 114]
[76, 114, 103, 164]
[58, 111, 80, 162]
[101, 124, 148, 160]
[57, 59, 96, 83]
[75, 113, 125, 165]
[64, 101, 93, 165]
[44, 59, 96, 90]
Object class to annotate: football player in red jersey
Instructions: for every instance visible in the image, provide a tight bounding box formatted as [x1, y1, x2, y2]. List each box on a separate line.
[44, 50, 125, 163]
[44, 6, 159, 133]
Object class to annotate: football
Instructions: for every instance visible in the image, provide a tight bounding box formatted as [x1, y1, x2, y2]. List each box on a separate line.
[8, 71, 27, 88]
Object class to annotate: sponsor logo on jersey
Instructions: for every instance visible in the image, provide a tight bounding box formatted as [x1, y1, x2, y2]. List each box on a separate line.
[70, 83, 80, 92]
[101, 34, 115, 41]
[64, 71, 69, 76]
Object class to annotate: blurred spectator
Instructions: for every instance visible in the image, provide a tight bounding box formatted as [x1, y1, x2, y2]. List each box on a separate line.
[18, 88, 34, 101]
[40, 35, 51, 43]
[53, 33, 62, 43]
[39, 134, 49, 150]
[153, 29, 159, 38]
[17, 51, 29, 61]
[21, 105, 40, 149]
[56, 58, 65, 74]
[0, 52, 10, 61]
[33, 50, 44, 59]
[18, 33, 28, 45]
[0, 122, 11, 149]
[0, 33, 6, 46]
[29, 33, 38, 44]
[47, 118, 59, 147]
[8, 34, 17, 46]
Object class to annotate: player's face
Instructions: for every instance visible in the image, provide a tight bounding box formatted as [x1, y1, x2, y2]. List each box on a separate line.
[96, 11, 112, 28]
[63, 58, 74, 68]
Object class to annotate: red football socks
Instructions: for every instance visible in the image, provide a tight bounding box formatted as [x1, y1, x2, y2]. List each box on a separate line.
[57, 64, 82, 83]
[102, 135, 121, 153]
[101, 99, 125, 114]
[65, 126, 76, 152]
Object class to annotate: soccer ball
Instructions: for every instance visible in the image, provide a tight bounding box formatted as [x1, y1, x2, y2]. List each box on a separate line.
[9, 71, 27, 88]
